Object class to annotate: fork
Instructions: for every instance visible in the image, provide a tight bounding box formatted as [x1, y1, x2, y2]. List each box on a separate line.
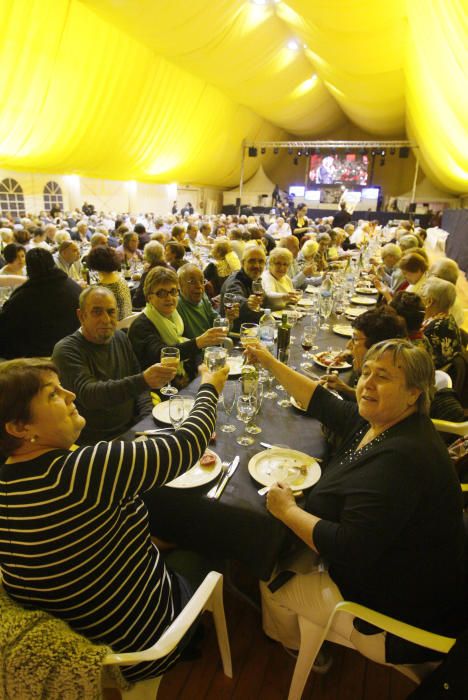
[206, 461, 230, 498]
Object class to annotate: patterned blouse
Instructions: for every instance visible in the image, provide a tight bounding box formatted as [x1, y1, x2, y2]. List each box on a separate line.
[423, 314, 462, 369]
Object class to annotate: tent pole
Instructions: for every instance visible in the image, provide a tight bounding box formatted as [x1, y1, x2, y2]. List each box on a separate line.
[238, 140, 246, 216]
[409, 156, 420, 221]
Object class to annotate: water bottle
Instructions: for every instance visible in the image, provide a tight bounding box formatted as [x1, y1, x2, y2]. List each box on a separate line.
[259, 308, 276, 354]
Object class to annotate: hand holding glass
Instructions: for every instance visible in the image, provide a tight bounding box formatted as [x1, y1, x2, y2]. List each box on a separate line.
[160, 347, 180, 396]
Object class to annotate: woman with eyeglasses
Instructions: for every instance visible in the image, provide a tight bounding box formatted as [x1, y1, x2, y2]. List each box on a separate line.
[128, 267, 227, 387]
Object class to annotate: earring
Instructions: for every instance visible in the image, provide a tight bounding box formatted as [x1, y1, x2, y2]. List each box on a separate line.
[30, 436, 37, 443]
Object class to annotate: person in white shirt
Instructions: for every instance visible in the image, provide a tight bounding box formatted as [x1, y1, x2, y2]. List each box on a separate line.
[29, 227, 52, 252]
[267, 217, 292, 239]
[261, 248, 300, 310]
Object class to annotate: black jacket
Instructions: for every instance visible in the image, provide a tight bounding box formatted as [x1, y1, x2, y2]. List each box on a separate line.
[0, 268, 81, 358]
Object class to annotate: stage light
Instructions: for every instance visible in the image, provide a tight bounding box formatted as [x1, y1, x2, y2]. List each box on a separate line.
[248, 147, 258, 157]
[297, 149, 302, 156]
[251, 0, 268, 5]
[261, 147, 266, 154]
[304, 149, 310, 156]
[287, 40, 300, 51]
[273, 147, 279, 155]
[287, 147, 293, 155]
[381, 149, 386, 156]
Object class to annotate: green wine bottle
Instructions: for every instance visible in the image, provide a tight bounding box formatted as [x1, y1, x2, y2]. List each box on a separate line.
[276, 313, 291, 364]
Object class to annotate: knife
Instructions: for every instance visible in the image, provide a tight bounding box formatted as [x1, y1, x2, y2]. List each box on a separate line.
[213, 456, 240, 499]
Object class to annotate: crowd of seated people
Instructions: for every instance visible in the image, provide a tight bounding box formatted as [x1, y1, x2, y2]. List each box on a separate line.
[0, 202, 467, 691]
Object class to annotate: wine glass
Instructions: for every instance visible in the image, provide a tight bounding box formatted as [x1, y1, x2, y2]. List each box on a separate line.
[204, 345, 227, 371]
[169, 395, 185, 430]
[245, 381, 264, 434]
[259, 367, 277, 400]
[251, 280, 264, 307]
[319, 293, 333, 330]
[219, 380, 237, 433]
[240, 323, 259, 349]
[160, 347, 180, 396]
[223, 292, 236, 321]
[286, 309, 300, 341]
[213, 316, 229, 336]
[300, 325, 318, 363]
[236, 392, 257, 446]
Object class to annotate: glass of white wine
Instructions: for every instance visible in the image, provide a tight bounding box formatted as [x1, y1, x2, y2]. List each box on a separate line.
[240, 323, 259, 349]
[160, 347, 180, 396]
[219, 380, 237, 433]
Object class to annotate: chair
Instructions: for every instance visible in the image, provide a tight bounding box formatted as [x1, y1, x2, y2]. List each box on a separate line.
[117, 312, 141, 330]
[288, 601, 456, 700]
[434, 369, 452, 390]
[102, 571, 232, 699]
[431, 418, 468, 438]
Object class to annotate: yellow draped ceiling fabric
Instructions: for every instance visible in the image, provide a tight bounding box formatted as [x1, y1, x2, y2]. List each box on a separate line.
[0, 0, 467, 192]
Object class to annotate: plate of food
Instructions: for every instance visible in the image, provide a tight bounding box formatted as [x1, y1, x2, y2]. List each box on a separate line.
[290, 396, 307, 412]
[152, 397, 195, 424]
[297, 297, 316, 308]
[227, 355, 244, 376]
[248, 447, 321, 491]
[167, 449, 221, 488]
[333, 324, 354, 337]
[350, 295, 377, 306]
[312, 351, 352, 370]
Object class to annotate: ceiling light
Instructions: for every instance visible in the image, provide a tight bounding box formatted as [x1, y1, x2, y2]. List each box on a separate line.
[251, 0, 268, 5]
[273, 147, 279, 155]
[287, 40, 300, 51]
[261, 147, 266, 154]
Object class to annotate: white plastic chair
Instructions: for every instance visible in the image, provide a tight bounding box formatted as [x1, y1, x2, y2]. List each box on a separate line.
[102, 571, 232, 699]
[117, 312, 141, 330]
[288, 601, 455, 700]
[434, 369, 453, 390]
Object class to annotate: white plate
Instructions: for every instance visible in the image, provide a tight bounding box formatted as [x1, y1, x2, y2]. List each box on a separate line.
[167, 450, 221, 489]
[272, 310, 303, 320]
[355, 287, 378, 295]
[333, 324, 354, 337]
[305, 285, 319, 294]
[312, 352, 352, 370]
[290, 396, 307, 412]
[248, 447, 321, 491]
[297, 298, 316, 307]
[227, 356, 244, 376]
[350, 296, 377, 306]
[345, 306, 367, 318]
[152, 397, 195, 424]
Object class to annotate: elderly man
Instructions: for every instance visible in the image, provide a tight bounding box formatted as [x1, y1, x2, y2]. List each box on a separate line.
[53, 240, 82, 282]
[266, 216, 292, 239]
[52, 286, 176, 445]
[278, 236, 322, 289]
[220, 245, 267, 331]
[177, 264, 238, 339]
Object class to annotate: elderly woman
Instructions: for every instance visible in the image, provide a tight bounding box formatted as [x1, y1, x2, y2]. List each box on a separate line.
[0, 243, 26, 276]
[376, 243, 403, 292]
[390, 291, 432, 354]
[297, 239, 319, 273]
[261, 248, 299, 310]
[132, 240, 169, 309]
[0, 357, 228, 683]
[128, 266, 227, 385]
[87, 245, 132, 321]
[246, 339, 465, 669]
[399, 252, 429, 294]
[421, 277, 462, 369]
[204, 238, 241, 297]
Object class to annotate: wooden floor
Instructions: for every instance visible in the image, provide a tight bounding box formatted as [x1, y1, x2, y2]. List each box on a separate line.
[158, 586, 417, 700]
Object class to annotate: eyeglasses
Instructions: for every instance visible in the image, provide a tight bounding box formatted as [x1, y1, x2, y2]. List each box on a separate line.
[186, 278, 204, 286]
[150, 288, 179, 299]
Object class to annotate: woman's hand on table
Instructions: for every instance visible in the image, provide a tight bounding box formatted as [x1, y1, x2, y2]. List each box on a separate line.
[266, 482, 297, 521]
[143, 363, 177, 389]
[196, 326, 228, 349]
[199, 363, 230, 394]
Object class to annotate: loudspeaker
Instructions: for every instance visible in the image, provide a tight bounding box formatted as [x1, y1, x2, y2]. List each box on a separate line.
[248, 147, 258, 157]
[399, 147, 410, 158]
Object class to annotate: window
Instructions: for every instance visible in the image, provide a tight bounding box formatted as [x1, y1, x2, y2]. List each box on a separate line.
[0, 178, 25, 217]
[43, 180, 63, 212]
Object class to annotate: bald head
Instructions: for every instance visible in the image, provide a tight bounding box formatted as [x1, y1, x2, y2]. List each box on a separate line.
[77, 287, 118, 344]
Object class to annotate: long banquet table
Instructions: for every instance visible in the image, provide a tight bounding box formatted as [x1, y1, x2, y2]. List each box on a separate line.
[125, 310, 351, 581]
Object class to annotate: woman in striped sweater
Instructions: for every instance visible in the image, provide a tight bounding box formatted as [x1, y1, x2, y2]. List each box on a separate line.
[0, 358, 228, 682]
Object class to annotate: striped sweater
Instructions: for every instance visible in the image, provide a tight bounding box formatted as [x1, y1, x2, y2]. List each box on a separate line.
[0, 383, 217, 681]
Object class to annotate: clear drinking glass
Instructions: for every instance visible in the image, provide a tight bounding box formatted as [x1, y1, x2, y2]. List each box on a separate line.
[236, 393, 257, 446]
[223, 292, 236, 322]
[219, 380, 237, 433]
[160, 347, 180, 396]
[169, 395, 185, 430]
[204, 345, 227, 371]
[213, 316, 229, 335]
[301, 325, 318, 363]
[320, 294, 333, 330]
[245, 381, 264, 434]
[251, 280, 264, 307]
